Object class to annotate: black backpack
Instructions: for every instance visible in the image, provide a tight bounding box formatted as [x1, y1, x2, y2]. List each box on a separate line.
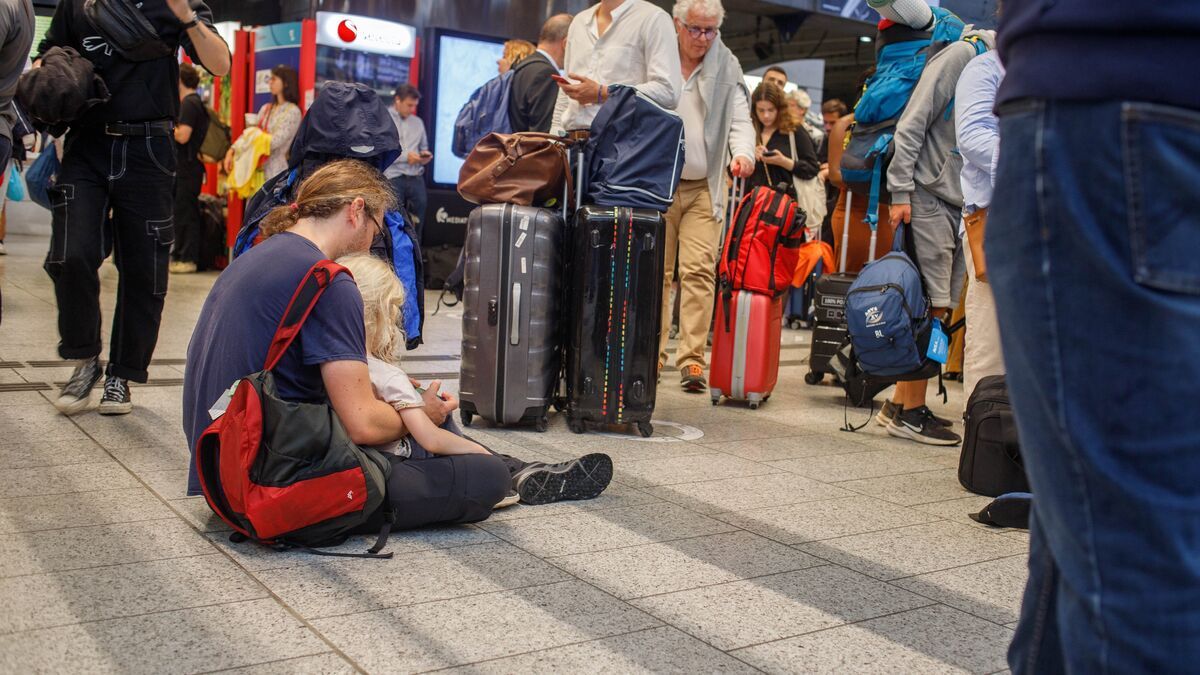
[958, 375, 1028, 497]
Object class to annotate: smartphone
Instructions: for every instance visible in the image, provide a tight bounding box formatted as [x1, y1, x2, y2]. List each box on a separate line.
[419, 150, 432, 158]
[762, 149, 780, 157]
[551, 74, 579, 86]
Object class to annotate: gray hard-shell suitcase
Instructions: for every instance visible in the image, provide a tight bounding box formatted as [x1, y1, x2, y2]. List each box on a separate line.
[458, 204, 565, 431]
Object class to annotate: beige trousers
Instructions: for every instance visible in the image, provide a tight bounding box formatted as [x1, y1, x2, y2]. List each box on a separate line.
[962, 242, 1006, 399]
[659, 179, 722, 370]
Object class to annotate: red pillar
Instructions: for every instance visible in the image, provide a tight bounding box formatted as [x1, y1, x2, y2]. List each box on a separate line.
[225, 29, 255, 248]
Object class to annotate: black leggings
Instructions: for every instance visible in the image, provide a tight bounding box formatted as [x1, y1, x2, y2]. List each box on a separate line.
[362, 419, 528, 531]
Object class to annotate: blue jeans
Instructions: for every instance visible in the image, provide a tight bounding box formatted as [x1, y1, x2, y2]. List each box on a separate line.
[989, 100, 1200, 673]
[389, 174, 427, 244]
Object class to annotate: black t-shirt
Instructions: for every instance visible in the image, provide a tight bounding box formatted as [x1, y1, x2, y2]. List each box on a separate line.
[176, 92, 208, 173]
[38, 0, 220, 125]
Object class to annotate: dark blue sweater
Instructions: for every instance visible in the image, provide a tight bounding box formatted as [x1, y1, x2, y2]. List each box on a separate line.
[997, 0, 1200, 110]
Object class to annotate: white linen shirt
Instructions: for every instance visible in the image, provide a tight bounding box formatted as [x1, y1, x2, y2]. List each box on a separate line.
[550, 0, 682, 133]
[678, 68, 708, 180]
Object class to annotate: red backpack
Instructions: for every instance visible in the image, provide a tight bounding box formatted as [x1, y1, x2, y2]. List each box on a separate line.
[719, 184, 806, 297]
[195, 261, 394, 558]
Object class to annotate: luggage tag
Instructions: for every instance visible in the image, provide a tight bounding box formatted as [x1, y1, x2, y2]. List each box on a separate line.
[926, 319, 949, 364]
[208, 382, 240, 420]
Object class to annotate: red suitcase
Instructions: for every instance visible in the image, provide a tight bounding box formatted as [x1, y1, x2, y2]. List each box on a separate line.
[709, 290, 783, 409]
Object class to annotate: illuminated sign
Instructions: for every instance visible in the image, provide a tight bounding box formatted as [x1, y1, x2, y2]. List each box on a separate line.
[315, 12, 416, 58]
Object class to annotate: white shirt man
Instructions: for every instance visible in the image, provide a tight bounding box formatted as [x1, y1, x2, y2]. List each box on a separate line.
[550, 0, 683, 133]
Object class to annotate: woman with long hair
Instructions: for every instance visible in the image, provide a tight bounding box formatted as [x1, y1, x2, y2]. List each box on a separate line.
[224, 64, 302, 183]
[747, 82, 820, 195]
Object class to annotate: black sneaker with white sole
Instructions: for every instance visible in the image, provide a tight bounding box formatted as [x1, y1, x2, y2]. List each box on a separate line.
[512, 453, 613, 506]
[911, 405, 954, 428]
[888, 407, 961, 446]
[98, 376, 133, 415]
[875, 399, 900, 427]
[54, 357, 102, 415]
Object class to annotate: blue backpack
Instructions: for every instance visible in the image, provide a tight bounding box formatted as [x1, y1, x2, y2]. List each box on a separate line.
[452, 71, 514, 159]
[234, 82, 425, 350]
[844, 226, 933, 378]
[585, 85, 684, 212]
[840, 8, 986, 228]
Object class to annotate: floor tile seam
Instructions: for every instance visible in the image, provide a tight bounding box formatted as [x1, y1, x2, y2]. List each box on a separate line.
[623, 563, 836, 603]
[643, 482, 859, 514]
[795, 519, 1029, 548]
[413, 625, 677, 674]
[302, 577, 630, 622]
[479, 497, 670, 525]
[801, 467, 955, 485]
[876, 575, 1024, 632]
[196, 650, 360, 675]
[883, 552, 1029, 587]
[0, 595, 277, 637]
[534, 525, 757, 564]
[707, 493, 879, 523]
[230, 537, 505, 574]
[0, 514, 182, 536]
[616, 466, 788, 490]
[0, 549, 229, 581]
[720, 600, 946, 655]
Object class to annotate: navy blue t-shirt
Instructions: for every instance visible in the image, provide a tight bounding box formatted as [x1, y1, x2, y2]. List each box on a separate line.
[183, 232, 366, 495]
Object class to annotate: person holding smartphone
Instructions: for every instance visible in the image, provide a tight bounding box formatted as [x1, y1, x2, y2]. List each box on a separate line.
[385, 84, 431, 243]
[747, 81, 819, 195]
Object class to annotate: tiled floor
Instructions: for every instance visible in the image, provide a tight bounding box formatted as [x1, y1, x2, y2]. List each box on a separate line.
[0, 230, 1027, 673]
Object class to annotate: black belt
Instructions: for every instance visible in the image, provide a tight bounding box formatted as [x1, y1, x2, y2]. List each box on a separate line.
[105, 120, 174, 137]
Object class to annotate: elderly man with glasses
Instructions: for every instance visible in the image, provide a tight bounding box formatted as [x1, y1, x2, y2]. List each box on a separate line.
[658, 0, 756, 392]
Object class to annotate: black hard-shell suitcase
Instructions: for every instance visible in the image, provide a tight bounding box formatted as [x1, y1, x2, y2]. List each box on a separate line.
[959, 375, 1028, 497]
[565, 205, 665, 437]
[459, 204, 564, 431]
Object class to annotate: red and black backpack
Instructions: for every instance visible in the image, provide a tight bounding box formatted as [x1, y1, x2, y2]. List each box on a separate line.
[718, 184, 806, 298]
[195, 260, 394, 558]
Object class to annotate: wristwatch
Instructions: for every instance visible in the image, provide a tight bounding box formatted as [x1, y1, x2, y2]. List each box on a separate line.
[181, 10, 199, 29]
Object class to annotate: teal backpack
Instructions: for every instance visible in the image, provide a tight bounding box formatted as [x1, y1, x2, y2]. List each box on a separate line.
[840, 7, 986, 229]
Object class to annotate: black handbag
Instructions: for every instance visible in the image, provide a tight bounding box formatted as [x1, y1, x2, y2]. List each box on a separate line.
[959, 375, 1029, 497]
[83, 0, 175, 62]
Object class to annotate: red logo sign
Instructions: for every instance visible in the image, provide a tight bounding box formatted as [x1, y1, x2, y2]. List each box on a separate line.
[337, 19, 358, 43]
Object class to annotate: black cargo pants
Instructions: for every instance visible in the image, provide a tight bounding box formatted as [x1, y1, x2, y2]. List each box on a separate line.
[44, 126, 177, 382]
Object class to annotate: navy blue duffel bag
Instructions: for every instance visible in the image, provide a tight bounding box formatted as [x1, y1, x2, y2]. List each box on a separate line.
[585, 84, 684, 212]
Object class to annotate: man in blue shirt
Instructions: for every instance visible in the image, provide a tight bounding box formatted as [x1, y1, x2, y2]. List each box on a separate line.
[384, 84, 431, 244]
[953, 49, 1004, 400]
[988, 2, 1200, 671]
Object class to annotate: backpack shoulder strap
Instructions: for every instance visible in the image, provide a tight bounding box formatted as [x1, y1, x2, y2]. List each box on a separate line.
[263, 260, 352, 371]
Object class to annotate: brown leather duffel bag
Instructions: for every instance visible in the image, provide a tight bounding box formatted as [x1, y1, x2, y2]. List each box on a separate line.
[457, 132, 572, 207]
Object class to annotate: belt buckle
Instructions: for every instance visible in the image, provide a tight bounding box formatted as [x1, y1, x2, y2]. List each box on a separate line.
[105, 124, 122, 137]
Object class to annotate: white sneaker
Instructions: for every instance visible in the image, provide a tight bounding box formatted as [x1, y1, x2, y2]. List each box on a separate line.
[0, 240, 7, 255]
[169, 261, 197, 274]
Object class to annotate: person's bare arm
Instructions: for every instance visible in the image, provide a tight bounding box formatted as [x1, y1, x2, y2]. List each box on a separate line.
[399, 408, 488, 455]
[175, 124, 193, 145]
[321, 360, 406, 445]
[167, 0, 231, 76]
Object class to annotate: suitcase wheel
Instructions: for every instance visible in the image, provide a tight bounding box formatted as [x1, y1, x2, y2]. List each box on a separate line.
[461, 409, 474, 427]
[804, 371, 823, 385]
[568, 418, 586, 435]
[636, 421, 653, 438]
[711, 398, 719, 406]
[534, 416, 549, 433]
[749, 402, 759, 410]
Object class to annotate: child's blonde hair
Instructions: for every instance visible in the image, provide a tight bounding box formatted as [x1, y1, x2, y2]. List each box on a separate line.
[337, 254, 406, 362]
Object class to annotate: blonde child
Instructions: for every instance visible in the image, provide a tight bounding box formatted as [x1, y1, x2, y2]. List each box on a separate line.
[336, 254, 491, 459]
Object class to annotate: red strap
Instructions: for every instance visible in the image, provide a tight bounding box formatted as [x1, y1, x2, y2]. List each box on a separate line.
[263, 260, 352, 371]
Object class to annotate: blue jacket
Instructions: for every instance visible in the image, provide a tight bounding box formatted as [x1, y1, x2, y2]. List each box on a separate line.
[998, 0, 1200, 111]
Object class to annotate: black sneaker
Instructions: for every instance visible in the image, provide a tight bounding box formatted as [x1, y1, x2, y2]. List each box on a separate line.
[512, 453, 613, 506]
[888, 407, 961, 446]
[98, 375, 132, 415]
[54, 357, 102, 415]
[909, 405, 954, 428]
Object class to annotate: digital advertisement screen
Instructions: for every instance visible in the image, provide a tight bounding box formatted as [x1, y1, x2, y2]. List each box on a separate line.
[820, 0, 940, 22]
[430, 32, 505, 186]
[315, 46, 411, 97]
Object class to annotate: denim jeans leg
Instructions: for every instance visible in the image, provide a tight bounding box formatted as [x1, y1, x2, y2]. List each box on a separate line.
[991, 100, 1200, 673]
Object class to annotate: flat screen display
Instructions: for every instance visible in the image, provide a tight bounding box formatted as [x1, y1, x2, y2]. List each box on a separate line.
[430, 32, 505, 186]
[820, 0, 940, 22]
[315, 46, 411, 97]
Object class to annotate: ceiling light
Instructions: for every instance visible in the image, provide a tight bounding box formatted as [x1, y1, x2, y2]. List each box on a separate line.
[859, 36, 873, 43]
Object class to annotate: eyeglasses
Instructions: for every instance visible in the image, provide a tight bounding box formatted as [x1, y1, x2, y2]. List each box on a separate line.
[681, 23, 719, 41]
[367, 211, 386, 240]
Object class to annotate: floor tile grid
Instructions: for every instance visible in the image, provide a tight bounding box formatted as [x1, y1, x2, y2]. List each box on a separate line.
[5, 402, 370, 675]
